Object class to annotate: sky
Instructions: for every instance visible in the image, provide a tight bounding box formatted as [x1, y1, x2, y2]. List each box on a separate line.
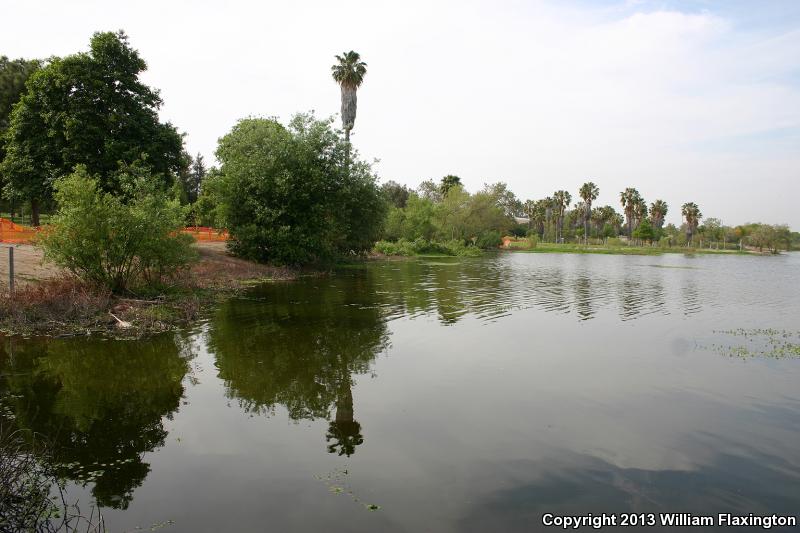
[3, 0, 799, 228]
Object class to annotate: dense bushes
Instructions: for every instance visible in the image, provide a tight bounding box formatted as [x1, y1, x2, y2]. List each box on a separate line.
[380, 182, 512, 254]
[215, 114, 386, 265]
[374, 238, 482, 257]
[39, 166, 196, 292]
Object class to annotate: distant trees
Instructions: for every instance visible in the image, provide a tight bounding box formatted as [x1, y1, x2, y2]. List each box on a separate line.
[331, 51, 367, 143]
[0, 31, 182, 225]
[380, 180, 411, 208]
[215, 113, 385, 265]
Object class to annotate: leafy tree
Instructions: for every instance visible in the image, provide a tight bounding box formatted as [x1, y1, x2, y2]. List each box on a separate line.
[681, 202, 702, 246]
[380, 180, 411, 208]
[0, 56, 40, 157]
[216, 113, 385, 265]
[483, 182, 522, 218]
[0, 31, 183, 225]
[578, 181, 599, 242]
[331, 51, 367, 143]
[418, 179, 443, 202]
[40, 165, 196, 292]
[632, 218, 654, 243]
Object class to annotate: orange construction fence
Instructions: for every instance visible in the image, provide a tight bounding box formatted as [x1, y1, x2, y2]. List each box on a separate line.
[0, 218, 39, 244]
[0, 218, 228, 244]
[181, 226, 229, 242]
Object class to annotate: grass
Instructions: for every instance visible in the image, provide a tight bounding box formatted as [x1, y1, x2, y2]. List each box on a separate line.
[505, 240, 750, 256]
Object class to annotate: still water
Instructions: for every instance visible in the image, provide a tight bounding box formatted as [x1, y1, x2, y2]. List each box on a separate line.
[2, 252, 799, 532]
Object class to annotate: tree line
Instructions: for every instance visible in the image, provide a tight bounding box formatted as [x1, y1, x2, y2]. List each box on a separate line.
[0, 31, 796, 292]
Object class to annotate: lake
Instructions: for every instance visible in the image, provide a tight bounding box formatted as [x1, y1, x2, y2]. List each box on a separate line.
[2, 252, 799, 532]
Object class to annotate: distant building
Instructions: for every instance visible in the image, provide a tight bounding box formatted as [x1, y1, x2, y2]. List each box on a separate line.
[513, 216, 530, 225]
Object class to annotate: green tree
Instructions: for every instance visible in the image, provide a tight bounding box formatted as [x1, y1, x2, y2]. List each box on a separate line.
[0, 31, 183, 225]
[578, 181, 599, 242]
[681, 202, 702, 246]
[483, 182, 522, 218]
[0, 56, 39, 158]
[331, 51, 367, 144]
[380, 180, 411, 208]
[216, 113, 385, 265]
[632, 218, 654, 243]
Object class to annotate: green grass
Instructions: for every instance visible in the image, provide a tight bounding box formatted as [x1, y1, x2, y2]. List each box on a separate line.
[507, 241, 749, 256]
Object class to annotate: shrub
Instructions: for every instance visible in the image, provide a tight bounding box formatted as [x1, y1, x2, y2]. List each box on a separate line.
[475, 230, 502, 249]
[39, 166, 197, 292]
[527, 234, 539, 248]
[216, 114, 386, 265]
[606, 237, 624, 247]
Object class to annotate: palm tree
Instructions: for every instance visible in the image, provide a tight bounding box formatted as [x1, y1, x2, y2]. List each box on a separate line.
[552, 190, 572, 243]
[331, 51, 367, 144]
[579, 181, 599, 243]
[619, 188, 641, 239]
[681, 202, 702, 246]
[649, 200, 668, 232]
[633, 197, 648, 229]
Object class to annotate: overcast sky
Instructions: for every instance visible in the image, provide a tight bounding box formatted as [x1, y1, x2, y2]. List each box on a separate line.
[3, 0, 799, 227]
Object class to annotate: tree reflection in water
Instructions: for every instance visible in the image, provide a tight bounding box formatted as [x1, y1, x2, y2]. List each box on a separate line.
[0, 334, 191, 509]
[208, 272, 389, 457]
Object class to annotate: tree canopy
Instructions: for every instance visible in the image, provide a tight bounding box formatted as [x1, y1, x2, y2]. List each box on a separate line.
[0, 31, 183, 224]
[216, 113, 386, 265]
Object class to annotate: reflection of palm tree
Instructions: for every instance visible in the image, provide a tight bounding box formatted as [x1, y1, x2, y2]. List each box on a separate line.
[209, 271, 389, 456]
[325, 379, 363, 457]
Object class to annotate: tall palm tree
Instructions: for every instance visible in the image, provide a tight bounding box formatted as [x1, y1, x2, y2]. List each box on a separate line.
[579, 181, 599, 243]
[619, 188, 641, 239]
[649, 200, 668, 231]
[633, 197, 648, 228]
[681, 202, 702, 246]
[331, 51, 367, 144]
[552, 190, 571, 243]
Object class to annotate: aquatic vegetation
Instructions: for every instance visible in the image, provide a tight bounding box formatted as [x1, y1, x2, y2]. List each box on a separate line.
[709, 329, 800, 359]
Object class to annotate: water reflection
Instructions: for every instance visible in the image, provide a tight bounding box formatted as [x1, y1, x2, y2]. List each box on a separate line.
[207, 277, 389, 456]
[0, 335, 190, 508]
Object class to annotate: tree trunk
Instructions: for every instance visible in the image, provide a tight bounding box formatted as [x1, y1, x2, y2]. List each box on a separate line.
[30, 198, 40, 227]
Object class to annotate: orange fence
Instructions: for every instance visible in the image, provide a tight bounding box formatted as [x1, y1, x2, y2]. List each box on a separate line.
[0, 219, 228, 244]
[181, 226, 229, 242]
[0, 218, 39, 244]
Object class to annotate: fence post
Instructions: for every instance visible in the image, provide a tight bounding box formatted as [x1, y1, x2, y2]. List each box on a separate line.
[8, 247, 14, 295]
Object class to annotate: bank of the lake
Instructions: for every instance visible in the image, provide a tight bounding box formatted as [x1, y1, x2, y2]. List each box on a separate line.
[0, 242, 298, 338]
[506, 240, 757, 256]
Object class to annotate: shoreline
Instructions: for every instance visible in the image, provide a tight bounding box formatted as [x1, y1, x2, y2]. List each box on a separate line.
[0, 242, 299, 339]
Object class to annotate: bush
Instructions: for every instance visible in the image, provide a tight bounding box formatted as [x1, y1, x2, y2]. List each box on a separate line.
[509, 224, 527, 237]
[476, 230, 503, 249]
[527, 234, 539, 248]
[216, 114, 386, 265]
[39, 166, 197, 292]
[606, 237, 624, 247]
[373, 238, 482, 257]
